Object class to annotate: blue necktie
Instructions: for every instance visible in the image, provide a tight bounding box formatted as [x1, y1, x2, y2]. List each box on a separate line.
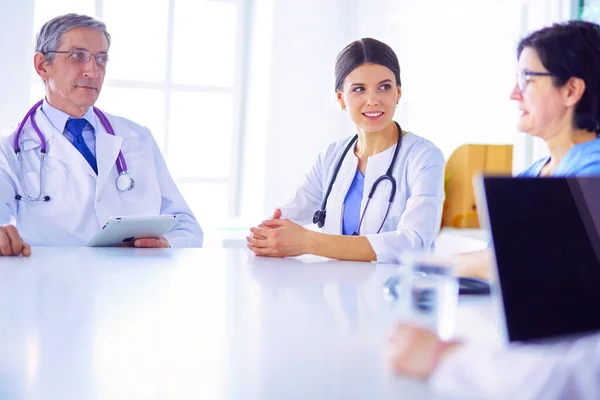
[65, 118, 98, 175]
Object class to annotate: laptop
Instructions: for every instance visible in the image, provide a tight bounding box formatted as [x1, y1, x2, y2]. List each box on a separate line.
[474, 175, 600, 343]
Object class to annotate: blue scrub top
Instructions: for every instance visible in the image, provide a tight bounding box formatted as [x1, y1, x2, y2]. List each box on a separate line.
[487, 137, 600, 248]
[519, 138, 600, 177]
[342, 168, 364, 236]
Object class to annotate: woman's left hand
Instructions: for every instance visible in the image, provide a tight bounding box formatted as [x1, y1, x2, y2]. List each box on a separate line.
[247, 218, 313, 257]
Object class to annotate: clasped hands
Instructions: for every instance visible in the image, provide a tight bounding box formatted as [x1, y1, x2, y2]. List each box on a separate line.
[246, 209, 314, 257]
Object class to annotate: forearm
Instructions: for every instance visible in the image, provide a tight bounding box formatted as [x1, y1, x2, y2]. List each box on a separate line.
[306, 231, 377, 261]
[455, 249, 493, 279]
[152, 135, 203, 248]
[0, 204, 12, 225]
[0, 176, 17, 225]
[163, 213, 203, 248]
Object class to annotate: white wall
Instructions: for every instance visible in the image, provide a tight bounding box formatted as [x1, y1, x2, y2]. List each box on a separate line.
[523, 0, 579, 165]
[0, 0, 364, 221]
[350, 0, 576, 174]
[0, 0, 580, 223]
[247, 0, 578, 221]
[0, 1, 34, 130]
[246, 0, 536, 216]
[248, 0, 360, 217]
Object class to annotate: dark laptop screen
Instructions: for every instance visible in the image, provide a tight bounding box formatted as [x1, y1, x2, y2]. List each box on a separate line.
[483, 177, 600, 342]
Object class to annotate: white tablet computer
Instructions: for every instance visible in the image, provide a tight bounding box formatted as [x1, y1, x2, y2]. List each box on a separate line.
[87, 215, 180, 247]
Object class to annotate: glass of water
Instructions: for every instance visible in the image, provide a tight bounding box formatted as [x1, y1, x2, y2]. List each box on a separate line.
[385, 254, 459, 341]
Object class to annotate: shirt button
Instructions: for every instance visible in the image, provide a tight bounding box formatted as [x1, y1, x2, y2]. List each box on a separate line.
[96, 197, 101, 202]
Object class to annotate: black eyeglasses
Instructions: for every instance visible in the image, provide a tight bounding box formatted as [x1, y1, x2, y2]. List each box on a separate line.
[45, 49, 109, 66]
[517, 70, 554, 92]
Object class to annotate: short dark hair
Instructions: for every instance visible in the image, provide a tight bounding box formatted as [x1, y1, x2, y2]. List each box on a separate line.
[517, 20, 600, 133]
[334, 38, 401, 92]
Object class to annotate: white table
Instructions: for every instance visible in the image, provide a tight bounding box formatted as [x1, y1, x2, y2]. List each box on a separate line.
[0, 248, 499, 400]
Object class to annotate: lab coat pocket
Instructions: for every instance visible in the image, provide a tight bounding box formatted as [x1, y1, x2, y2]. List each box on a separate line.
[23, 170, 74, 218]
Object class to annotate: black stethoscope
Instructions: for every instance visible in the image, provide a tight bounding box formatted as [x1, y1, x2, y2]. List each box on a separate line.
[313, 121, 402, 235]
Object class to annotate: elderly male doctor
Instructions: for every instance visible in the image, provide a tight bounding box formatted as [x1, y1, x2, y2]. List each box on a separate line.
[0, 13, 203, 256]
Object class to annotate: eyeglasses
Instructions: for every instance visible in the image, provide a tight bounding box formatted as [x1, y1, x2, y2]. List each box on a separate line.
[517, 70, 554, 92]
[45, 49, 109, 66]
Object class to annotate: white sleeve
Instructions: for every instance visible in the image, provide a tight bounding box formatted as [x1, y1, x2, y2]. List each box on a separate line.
[0, 144, 17, 225]
[147, 129, 203, 248]
[430, 334, 600, 400]
[278, 148, 327, 225]
[365, 144, 445, 263]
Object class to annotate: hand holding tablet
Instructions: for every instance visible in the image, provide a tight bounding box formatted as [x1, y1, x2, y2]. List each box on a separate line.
[87, 215, 179, 247]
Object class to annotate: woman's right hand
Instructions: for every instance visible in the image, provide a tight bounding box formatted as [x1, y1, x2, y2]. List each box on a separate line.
[0, 225, 31, 256]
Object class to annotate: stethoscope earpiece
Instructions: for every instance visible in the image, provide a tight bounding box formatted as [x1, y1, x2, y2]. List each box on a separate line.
[13, 193, 48, 201]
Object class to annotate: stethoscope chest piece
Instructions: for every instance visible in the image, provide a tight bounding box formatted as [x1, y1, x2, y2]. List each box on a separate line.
[313, 210, 326, 228]
[116, 172, 135, 192]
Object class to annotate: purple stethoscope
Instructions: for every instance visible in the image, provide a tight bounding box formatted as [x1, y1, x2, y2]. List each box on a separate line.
[14, 99, 135, 202]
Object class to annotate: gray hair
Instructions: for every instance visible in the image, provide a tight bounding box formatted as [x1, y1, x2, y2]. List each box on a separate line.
[35, 13, 111, 63]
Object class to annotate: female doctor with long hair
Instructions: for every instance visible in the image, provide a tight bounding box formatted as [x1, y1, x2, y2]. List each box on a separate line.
[247, 38, 445, 263]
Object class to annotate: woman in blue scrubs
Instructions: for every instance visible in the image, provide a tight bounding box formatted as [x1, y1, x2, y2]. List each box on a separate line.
[459, 19, 600, 279]
[391, 22, 600, 397]
[514, 22, 600, 177]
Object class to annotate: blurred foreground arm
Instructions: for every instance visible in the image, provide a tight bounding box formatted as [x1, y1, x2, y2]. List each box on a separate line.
[455, 248, 494, 280]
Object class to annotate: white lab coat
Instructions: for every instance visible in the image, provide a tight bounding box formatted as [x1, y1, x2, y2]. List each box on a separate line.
[430, 332, 600, 400]
[279, 132, 445, 263]
[0, 109, 203, 248]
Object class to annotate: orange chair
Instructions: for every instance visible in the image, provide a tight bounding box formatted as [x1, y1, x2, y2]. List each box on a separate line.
[442, 144, 513, 228]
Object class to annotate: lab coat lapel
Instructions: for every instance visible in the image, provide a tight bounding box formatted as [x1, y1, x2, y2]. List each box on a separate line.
[94, 116, 123, 195]
[32, 110, 96, 177]
[323, 147, 357, 235]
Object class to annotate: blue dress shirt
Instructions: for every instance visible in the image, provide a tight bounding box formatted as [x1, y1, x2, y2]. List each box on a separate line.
[40, 99, 98, 156]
